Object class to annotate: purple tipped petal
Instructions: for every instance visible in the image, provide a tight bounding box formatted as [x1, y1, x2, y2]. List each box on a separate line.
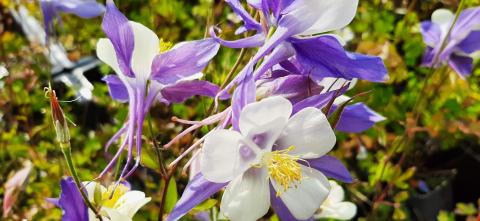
[335, 103, 385, 133]
[421, 47, 436, 67]
[167, 174, 226, 221]
[292, 87, 348, 115]
[102, 75, 129, 102]
[305, 155, 353, 183]
[160, 80, 228, 104]
[56, 177, 88, 221]
[420, 21, 442, 47]
[102, 0, 135, 77]
[252, 43, 295, 80]
[151, 39, 220, 85]
[448, 54, 473, 78]
[270, 183, 314, 221]
[290, 35, 388, 82]
[458, 31, 480, 54]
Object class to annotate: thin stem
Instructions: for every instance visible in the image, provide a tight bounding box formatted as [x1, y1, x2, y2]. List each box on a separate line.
[60, 142, 103, 221]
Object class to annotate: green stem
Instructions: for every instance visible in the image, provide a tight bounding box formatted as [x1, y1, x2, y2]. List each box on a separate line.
[60, 142, 103, 221]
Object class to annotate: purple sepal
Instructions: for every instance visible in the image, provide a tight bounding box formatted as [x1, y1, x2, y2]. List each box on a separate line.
[151, 39, 220, 85]
[48, 177, 88, 221]
[102, 75, 129, 102]
[225, 0, 262, 31]
[305, 155, 353, 183]
[167, 173, 226, 221]
[41, 0, 104, 38]
[210, 27, 266, 48]
[335, 103, 385, 133]
[420, 21, 441, 47]
[270, 183, 315, 221]
[161, 80, 228, 104]
[448, 54, 473, 78]
[458, 31, 480, 54]
[260, 74, 322, 104]
[290, 35, 388, 82]
[102, 0, 135, 77]
[292, 87, 348, 115]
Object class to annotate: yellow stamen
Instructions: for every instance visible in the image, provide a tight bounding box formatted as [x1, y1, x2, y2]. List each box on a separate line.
[262, 146, 302, 196]
[159, 39, 173, 52]
[102, 184, 129, 208]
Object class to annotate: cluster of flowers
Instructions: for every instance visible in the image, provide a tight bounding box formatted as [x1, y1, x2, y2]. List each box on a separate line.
[41, 0, 479, 220]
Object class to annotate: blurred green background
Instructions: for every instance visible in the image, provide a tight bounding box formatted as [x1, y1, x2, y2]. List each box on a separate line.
[1, 0, 480, 220]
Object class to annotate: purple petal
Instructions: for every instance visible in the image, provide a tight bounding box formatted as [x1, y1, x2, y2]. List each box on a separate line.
[102, 0, 135, 77]
[448, 54, 473, 78]
[55, 0, 105, 18]
[102, 75, 129, 102]
[259, 74, 322, 104]
[451, 7, 480, 42]
[334, 103, 385, 133]
[151, 39, 220, 85]
[167, 173, 226, 221]
[290, 35, 388, 82]
[160, 80, 228, 104]
[458, 31, 480, 54]
[421, 47, 436, 67]
[292, 87, 347, 115]
[420, 21, 442, 47]
[58, 177, 88, 221]
[252, 42, 295, 80]
[305, 156, 353, 183]
[231, 70, 256, 131]
[210, 27, 266, 48]
[225, 0, 262, 31]
[270, 183, 314, 221]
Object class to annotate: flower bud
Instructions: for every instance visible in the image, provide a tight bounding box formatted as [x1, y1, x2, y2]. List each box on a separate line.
[46, 86, 70, 144]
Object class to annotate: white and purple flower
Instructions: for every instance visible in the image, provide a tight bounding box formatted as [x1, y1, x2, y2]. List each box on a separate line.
[314, 180, 357, 220]
[420, 7, 480, 77]
[168, 97, 353, 221]
[96, 0, 222, 178]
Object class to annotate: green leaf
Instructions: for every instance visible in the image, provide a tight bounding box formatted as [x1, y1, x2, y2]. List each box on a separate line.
[438, 211, 456, 221]
[164, 178, 178, 213]
[394, 191, 409, 203]
[393, 207, 407, 220]
[192, 199, 218, 212]
[455, 203, 477, 216]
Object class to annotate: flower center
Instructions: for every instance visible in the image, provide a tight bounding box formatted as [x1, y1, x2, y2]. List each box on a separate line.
[159, 39, 173, 52]
[262, 146, 302, 196]
[102, 184, 129, 208]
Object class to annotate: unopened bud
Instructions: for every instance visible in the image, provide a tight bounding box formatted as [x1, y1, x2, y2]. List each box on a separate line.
[46, 84, 70, 144]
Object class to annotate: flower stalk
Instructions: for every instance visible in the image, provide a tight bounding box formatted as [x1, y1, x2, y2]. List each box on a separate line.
[45, 84, 103, 221]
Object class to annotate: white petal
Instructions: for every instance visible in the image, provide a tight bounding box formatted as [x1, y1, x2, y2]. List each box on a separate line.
[326, 180, 345, 204]
[275, 107, 336, 159]
[431, 9, 454, 35]
[129, 21, 159, 80]
[239, 96, 292, 150]
[201, 130, 260, 183]
[318, 77, 356, 93]
[96, 38, 122, 74]
[220, 168, 270, 221]
[102, 207, 132, 221]
[83, 181, 106, 202]
[114, 191, 151, 218]
[271, 165, 331, 220]
[297, 0, 359, 35]
[316, 202, 357, 220]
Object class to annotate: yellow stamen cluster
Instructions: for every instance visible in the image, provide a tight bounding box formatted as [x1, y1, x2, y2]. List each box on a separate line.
[159, 39, 173, 52]
[263, 146, 303, 196]
[102, 183, 129, 208]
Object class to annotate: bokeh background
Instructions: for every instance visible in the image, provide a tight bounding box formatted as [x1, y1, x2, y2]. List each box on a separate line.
[1, 0, 480, 220]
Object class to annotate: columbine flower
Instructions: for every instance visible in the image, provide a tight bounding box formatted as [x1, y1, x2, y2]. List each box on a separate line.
[420, 7, 480, 77]
[314, 180, 357, 220]
[40, 0, 105, 39]
[48, 177, 150, 221]
[197, 96, 350, 221]
[211, 0, 387, 128]
[96, 0, 221, 178]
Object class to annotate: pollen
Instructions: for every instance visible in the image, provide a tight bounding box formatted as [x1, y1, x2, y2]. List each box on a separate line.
[263, 146, 302, 196]
[102, 183, 129, 208]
